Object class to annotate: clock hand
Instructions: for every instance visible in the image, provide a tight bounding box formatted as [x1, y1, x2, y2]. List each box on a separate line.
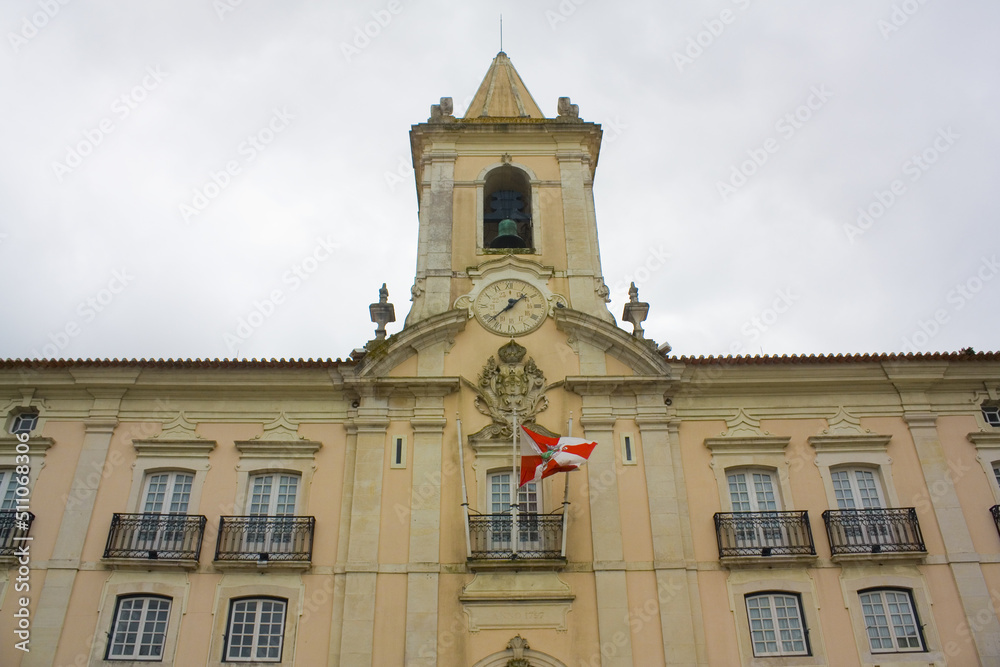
[486, 295, 525, 321]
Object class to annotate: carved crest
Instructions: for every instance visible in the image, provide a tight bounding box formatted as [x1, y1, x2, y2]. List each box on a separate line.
[467, 341, 558, 440]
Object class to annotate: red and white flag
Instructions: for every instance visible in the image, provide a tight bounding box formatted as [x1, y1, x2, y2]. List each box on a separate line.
[519, 426, 597, 488]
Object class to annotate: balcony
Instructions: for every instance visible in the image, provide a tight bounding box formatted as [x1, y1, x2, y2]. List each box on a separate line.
[468, 512, 564, 562]
[214, 516, 315, 565]
[992, 505, 1000, 538]
[823, 508, 925, 556]
[0, 510, 34, 557]
[714, 510, 816, 559]
[103, 513, 206, 562]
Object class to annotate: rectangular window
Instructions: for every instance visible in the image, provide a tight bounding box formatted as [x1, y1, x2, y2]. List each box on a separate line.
[390, 436, 406, 469]
[621, 433, 636, 465]
[225, 598, 286, 662]
[860, 589, 924, 653]
[746, 593, 809, 657]
[107, 596, 171, 660]
[0, 469, 19, 510]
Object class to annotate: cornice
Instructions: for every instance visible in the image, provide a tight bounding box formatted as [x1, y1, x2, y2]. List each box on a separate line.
[808, 434, 892, 453]
[704, 436, 791, 456]
[968, 432, 1000, 447]
[555, 309, 671, 377]
[0, 436, 54, 456]
[133, 439, 217, 458]
[355, 310, 468, 378]
[234, 440, 322, 458]
[564, 375, 673, 396]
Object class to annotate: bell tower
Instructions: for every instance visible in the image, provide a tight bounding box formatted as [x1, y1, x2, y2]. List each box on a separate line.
[404, 52, 614, 329]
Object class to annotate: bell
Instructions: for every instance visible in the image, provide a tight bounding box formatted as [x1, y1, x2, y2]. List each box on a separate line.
[490, 218, 527, 249]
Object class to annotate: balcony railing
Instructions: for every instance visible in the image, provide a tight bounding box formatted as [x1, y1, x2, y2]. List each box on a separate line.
[823, 508, 925, 555]
[992, 505, 1000, 538]
[714, 510, 816, 558]
[468, 512, 564, 560]
[0, 510, 34, 557]
[104, 513, 206, 561]
[214, 516, 315, 563]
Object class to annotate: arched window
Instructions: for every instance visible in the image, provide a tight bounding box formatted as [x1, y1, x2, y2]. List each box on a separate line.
[106, 594, 172, 660]
[745, 592, 809, 657]
[483, 166, 532, 250]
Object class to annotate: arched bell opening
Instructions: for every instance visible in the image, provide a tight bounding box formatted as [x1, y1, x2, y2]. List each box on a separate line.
[484, 166, 533, 251]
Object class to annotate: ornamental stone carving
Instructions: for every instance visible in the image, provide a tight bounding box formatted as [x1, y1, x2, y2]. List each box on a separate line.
[466, 341, 557, 440]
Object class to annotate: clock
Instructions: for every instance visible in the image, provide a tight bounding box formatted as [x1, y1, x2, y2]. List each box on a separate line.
[473, 279, 547, 336]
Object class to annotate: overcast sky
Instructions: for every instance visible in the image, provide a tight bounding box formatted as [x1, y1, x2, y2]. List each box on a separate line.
[1, 0, 997, 362]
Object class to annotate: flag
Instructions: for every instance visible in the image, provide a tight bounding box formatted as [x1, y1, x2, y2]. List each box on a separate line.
[519, 425, 597, 488]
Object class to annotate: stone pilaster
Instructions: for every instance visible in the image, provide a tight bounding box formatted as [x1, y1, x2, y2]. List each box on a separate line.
[580, 401, 633, 666]
[26, 402, 120, 667]
[405, 399, 447, 666]
[637, 411, 703, 666]
[905, 412, 1000, 663]
[338, 393, 389, 666]
[406, 152, 457, 327]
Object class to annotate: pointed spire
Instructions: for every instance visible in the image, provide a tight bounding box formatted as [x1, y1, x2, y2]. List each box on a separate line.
[464, 52, 545, 119]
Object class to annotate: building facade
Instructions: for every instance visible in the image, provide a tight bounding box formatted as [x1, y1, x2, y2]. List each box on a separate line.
[2, 52, 1000, 666]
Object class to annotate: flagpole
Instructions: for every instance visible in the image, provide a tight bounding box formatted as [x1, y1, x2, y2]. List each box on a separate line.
[456, 413, 472, 559]
[561, 412, 572, 558]
[511, 410, 518, 558]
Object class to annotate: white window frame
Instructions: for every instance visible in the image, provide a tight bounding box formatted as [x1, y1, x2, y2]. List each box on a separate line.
[745, 592, 809, 657]
[858, 588, 925, 653]
[727, 468, 782, 512]
[89, 578, 187, 665]
[487, 469, 541, 551]
[809, 434, 901, 510]
[841, 573, 943, 664]
[0, 468, 19, 511]
[106, 595, 172, 661]
[704, 436, 794, 513]
[224, 597, 287, 663]
[141, 471, 194, 515]
[247, 473, 300, 517]
[830, 466, 886, 510]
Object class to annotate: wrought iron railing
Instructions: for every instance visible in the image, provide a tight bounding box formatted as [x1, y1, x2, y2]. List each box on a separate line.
[0, 510, 34, 557]
[104, 513, 206, 560]
[468, 513, 564, 560]
[214, 516, 315, 562]
[992, 505, 1000, 538]
[714, 510, 816, 557]
[823, 508, 925, 555]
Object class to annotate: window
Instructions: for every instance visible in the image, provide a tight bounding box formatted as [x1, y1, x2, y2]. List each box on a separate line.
[142, 472, 193, 515]
[224, 598, 286, 662]
[993, 461, 1000, 489]
[728, 469, 780, 511]
[983, 405, 1000, 427]
[488, 471, 540, 550]
[859, 589, 924, 653]
[621, 433, 637, 465]
[831, 467, 884, 509]
[7, 411, 37, 435]
[249, 473, 298, 516]
[106, 595, 171, 660]
[745, 593, 809, 657]
[248, 473, 299, 547]
[390, 436, 406, 469]
[0, 469, 18, 510]
[137, 471, 194, 547]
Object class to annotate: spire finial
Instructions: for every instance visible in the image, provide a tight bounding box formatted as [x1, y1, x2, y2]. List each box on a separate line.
[500, 14, 503, 53]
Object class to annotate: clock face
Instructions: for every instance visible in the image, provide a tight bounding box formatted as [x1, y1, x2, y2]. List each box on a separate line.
[473, 279, 547, 336]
